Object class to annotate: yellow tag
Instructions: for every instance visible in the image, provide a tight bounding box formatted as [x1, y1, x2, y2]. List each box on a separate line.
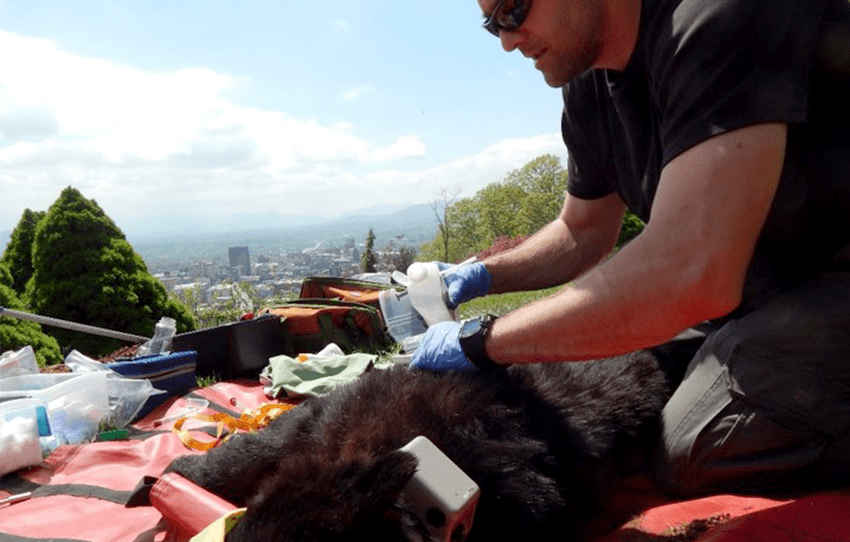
[190, 508, 247, 542]
[173, 403, 297, 451]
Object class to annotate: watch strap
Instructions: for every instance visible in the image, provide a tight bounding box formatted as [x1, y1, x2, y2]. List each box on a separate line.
[459, 314, 502, 371]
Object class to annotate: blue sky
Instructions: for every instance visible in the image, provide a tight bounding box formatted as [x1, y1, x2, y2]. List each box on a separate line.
[0, 0, 567, 235]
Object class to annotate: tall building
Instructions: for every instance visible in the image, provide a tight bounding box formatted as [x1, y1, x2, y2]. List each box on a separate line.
[228, 246, 250, 275]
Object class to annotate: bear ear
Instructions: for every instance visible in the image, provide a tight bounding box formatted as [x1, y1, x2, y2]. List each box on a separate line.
[229, 450, 420, 542]
[350, 450, 419, 517]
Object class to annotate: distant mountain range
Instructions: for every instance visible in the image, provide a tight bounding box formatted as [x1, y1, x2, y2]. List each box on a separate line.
[116, 201, 419, 237]
[125, 203, 440, 270]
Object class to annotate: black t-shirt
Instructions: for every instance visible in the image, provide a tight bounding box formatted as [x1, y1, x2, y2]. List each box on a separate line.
[562, 0, 850, 307]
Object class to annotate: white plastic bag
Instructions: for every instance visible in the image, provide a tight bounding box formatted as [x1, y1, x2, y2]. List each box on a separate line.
[0, 346, 39, 379]
[65, 350, 162, 427]
[136, 316, 177, 357]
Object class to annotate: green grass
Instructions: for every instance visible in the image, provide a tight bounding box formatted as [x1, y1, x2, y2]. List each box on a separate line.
[196, 374, 221, 388]
[456, 287, 560, 319]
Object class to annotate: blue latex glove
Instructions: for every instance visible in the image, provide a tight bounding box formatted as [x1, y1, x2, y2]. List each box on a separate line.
[409, 321, 476, 372]
[436, 261, 492, 309]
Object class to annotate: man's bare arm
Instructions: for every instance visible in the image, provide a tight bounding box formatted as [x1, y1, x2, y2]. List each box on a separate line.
[485, 122, 787, 363]
[484, 191, 627, 294]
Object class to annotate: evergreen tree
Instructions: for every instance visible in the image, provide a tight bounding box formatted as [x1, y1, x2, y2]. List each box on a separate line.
[360, 228, 378, 273]
[0, 261, 62, 366]
[26, 187, 196, 357]
[1, 209, 46, 296]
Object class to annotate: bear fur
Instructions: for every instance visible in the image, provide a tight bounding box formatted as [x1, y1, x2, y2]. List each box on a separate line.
[167, 346, 692, 542]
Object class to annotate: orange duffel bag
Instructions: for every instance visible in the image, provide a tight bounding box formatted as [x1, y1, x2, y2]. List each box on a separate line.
[257, 299, 392, 356]
[298, 276, 398, 309]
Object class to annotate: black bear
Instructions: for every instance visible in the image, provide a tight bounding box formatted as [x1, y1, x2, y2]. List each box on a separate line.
[168, 347, 689, 542]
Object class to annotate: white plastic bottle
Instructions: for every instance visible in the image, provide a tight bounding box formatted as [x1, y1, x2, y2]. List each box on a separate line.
[406, 262, 456, 327]
[138, 316, 177, 356]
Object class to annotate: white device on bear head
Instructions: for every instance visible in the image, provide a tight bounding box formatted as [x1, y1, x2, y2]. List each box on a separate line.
[398, 436, 480, 542]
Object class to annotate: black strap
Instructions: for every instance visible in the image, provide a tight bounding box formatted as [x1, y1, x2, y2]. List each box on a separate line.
[125, 476, 158, 508]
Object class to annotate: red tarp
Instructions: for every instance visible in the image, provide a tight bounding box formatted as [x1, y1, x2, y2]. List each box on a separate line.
[598, 475, 850, 541]
[1, 379, 848, 542]
[0, 380, 270, 542]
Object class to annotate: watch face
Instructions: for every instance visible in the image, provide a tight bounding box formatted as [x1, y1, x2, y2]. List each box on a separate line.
[459, 317, 483, 339]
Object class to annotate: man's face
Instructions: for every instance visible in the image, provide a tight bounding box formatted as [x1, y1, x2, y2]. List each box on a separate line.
[479, 0, 605, 87]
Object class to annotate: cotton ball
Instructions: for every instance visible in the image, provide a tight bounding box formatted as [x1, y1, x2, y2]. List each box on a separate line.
[0, 415, 43, 476]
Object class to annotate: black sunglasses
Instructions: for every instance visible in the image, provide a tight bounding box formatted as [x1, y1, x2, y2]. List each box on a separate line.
[482, 0, 533, 37]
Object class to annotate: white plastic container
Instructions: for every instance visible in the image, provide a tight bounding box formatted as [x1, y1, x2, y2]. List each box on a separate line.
[0, 372, 79, 393]
[405, 262, 456, 327]
[0, 371, 110, 445]
[0, 398, 48, 475]
[378, 289, 428, 344]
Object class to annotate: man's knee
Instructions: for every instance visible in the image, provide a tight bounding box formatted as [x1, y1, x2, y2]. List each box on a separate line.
[651, 327, 735, 495]
[653, 425, 699, 495]
[654, 399, 833, 495]
[653, 401, 741, 496]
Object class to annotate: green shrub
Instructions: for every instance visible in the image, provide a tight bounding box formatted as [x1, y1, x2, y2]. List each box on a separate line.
[1, 208, 45, 297]
[26, 187, 196, 357]
[0, 262, 62, 366]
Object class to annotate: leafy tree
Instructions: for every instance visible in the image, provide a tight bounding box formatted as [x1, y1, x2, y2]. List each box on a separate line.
[430, 188, 460, 262]
[618, 210, 645, 247]
[0, 261, 62, 367]
[473, 235, 531, 261]
[505, 154, 568, 235]
[445, 198, 485, 257]
[393, 246, 417, 273]
[474, 182, 526, 240]
[170, 281, 264, 330]
[26, 187, 196, 357]
[419, 155, 569, 262]
[419, 154, 646, 262]
[360, 228, 378, 273]
[378, 236, 417, 274]
[1, 209, 46, 296]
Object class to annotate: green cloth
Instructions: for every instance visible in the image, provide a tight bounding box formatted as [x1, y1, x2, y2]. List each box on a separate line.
[261, 353, 383, 398]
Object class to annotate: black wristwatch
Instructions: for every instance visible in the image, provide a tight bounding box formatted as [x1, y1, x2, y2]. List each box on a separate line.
[458, 314, 502, 371]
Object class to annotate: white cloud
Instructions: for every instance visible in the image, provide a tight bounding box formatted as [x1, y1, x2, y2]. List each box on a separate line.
[340, 84, 377, 102]
[0, 31, 422, 174]
[0, 32, 242, 164]
[256, 134, 567, 219]
[381, 134, 568, 198]
[0, 30, 566, 234]
[332, 18, 352, 35]
[366, 135, 427, 163]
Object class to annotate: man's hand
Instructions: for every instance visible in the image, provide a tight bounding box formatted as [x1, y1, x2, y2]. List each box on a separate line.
[437, 262, 492, 309]
[409, 321, 477, 372]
